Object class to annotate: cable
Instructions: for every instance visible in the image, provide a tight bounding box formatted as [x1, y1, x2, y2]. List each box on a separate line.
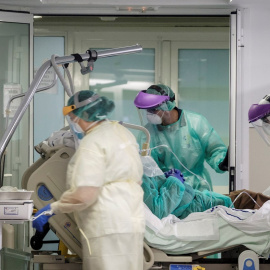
[229, 191, 261, 209]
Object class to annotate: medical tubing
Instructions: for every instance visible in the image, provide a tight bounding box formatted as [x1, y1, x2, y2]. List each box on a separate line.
[150, 144, 213, 207]
[120, 121, 151, 156]
[51, 54, 73, 97]
[30, 210, 54, 221]
[0, 45, 142, 169]
[63, 65, 75, 95]
[74, 212, 92, 255]
[150, 145, 211, 188]
[229, 191, 261, 209]
[120, 121, 150, 145]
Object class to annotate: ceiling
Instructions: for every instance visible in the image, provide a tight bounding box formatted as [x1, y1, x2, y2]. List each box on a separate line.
[0, 0, 268, 16]
[0, 0, 242, 16]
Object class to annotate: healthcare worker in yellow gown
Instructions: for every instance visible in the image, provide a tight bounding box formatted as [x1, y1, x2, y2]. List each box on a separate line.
[32, 90, 145, 270]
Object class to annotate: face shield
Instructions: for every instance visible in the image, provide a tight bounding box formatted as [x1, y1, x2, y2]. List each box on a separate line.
[248, 103, 270, 146]
[134, 90, 171, 126]
[63, 92, 100, 117]
[63, 92, 101, 148]
[136, 104, 172, 126]
[250, 116, 270, 146]
[66, 115, 84, 149]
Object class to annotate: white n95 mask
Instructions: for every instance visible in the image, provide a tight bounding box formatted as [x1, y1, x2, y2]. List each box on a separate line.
[147, 112, 163, 125]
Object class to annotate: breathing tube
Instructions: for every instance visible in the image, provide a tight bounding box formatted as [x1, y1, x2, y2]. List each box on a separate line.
[229, 191, 261, 209]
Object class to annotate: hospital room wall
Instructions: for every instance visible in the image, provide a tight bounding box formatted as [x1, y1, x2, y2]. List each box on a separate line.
[237, 6, 270, 192]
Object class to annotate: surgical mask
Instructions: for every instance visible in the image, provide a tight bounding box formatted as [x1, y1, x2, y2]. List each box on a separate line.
[66, 115, 85, 149]
[71, 122, 85, 140]
[147, 111, 163, 125]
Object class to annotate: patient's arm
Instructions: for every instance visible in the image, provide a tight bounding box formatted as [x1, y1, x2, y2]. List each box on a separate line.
[51, 186, 100, 214]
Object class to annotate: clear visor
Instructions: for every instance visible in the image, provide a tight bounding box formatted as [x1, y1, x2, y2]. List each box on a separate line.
[66, 115, 85, 149]
[251, 116, 270, 146]
[137, 103, 171, 126]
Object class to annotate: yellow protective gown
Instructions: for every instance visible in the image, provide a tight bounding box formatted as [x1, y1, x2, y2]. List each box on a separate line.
[51, 121, 145, 270]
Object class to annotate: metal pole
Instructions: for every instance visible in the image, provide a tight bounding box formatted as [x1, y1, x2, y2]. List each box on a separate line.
[0, 44, 142, 164]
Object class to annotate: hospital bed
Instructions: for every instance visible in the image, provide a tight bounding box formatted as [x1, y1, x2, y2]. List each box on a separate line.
[21, 134, 270, 270]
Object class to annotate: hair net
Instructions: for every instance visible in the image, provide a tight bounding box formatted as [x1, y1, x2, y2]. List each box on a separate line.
[146, 84, 176, 111]
[68, 90, 115, 121]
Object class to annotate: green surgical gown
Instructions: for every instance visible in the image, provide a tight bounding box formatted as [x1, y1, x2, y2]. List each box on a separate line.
[142, 173, 232, 219]
[138, 109, 227, 191]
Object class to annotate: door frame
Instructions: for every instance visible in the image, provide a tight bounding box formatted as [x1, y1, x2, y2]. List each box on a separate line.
[0, 11, 34, 165]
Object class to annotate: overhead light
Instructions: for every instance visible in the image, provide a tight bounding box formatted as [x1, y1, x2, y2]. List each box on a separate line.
[115, 6, 159, 13]
[34, 16, 43, 19]
[100, 17, 117, 22]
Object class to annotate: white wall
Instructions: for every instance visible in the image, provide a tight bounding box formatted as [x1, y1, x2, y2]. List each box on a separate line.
[239, 4, 270, 190]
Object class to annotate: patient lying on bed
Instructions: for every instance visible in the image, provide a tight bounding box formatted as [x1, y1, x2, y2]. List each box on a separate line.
[141, 155, 270, 258]
[144, 200, 270, 257]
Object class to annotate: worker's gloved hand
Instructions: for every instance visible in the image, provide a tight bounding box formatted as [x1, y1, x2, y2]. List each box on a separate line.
[164, 169, 185, 183]
[32, 204, 55, 233]
[219, 149, 229, 171]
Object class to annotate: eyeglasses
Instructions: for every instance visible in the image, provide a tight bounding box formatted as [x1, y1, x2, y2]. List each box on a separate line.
[147, 108, 158, 113]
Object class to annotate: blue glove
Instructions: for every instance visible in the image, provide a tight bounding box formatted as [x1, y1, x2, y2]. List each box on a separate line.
[164, 169, 185, 183]
[32, 204, 55, 232]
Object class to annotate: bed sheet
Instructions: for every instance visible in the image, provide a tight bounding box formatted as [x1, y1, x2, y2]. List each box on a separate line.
[144, 201, 270, 257]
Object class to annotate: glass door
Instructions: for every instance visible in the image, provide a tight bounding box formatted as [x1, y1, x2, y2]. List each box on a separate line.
[0, 11, 33, 188]
[171, 40, 230, 194]
[0, 11, 33, 250]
